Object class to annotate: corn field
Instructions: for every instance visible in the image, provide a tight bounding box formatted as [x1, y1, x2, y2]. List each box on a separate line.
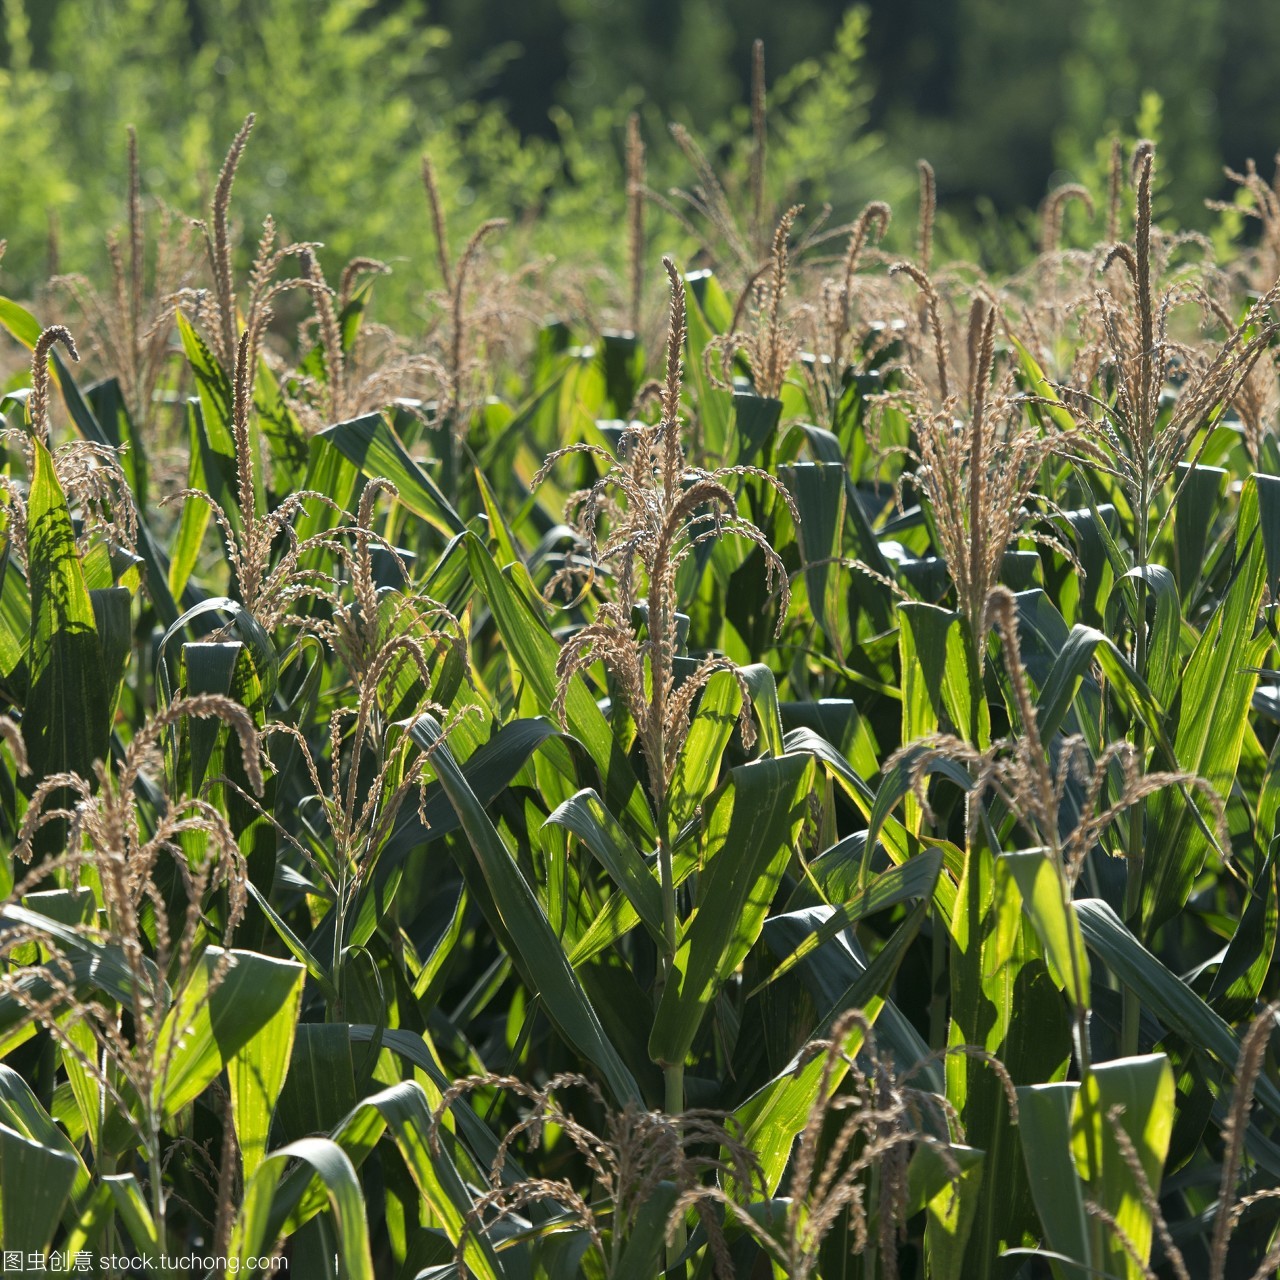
[0, 101, 1277, 1280]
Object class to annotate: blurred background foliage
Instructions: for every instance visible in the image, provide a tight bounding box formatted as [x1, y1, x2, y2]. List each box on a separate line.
[3, 0, 1278, 326]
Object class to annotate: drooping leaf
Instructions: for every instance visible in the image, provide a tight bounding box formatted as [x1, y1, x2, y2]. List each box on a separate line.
[407, 715, 643, 1105]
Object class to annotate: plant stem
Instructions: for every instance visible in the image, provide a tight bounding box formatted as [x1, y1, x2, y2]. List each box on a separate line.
[1123, 503, 1149, 1058]
[149, 1115, 167, 1257]
[657, 835, 687, 1269]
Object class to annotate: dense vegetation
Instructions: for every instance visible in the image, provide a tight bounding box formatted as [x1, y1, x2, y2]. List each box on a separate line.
[0, 83, 1278, 1280]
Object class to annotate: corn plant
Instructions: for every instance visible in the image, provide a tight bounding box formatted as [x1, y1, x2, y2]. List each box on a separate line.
[0, 84, 1275, 1280]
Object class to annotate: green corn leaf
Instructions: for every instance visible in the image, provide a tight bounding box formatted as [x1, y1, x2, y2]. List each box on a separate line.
[177, 316, 245, 530]
[1254, 472, 1280, 601]
[1174, 463, 1227, 602]
[0, 1124, 78, 1253]
[730, 1011, 876, 1197]
[0, 296, 43, 348]
[318, 412, 465, 536]
[85, 375, 149, 512]
[350, 1027, 520, 1179]
[899, 602, 988, 747]
[920, 1143, 986, 1280]
[463, 532, 654, 840]
[567, 839, 701, 968]
[1144, 476, 1269, 932]
[158, 595, 278, 704]
[244, 881, 338, 1001]
[0, 903, 159, 1017]
[1075, 898, 1280, 1121]
[229, 956, 305, 1180]
[350, 1083, 503, 1280]
[1206, 843, 1277, 1020]
[0, 1065, 92, 1224]
[276, 1025, 358, 1143]
[649, 754, 813, 1068]
[611, 1180, 681, 1280]
[1077, 1055, 1176, 1280]
[683, 271, 734, 457]
[750, 849, 942, 994]
[232, 1138, 374, 1280]
[104, 1174, 161, 1262]
[782, 461, 847, 659]
[51, 353, 178, 624]
[1010, 335, 1077, 434]
[998, 851, 1091, 1011]
[1103, 564, 1183, 710]
[740, 663, 785, 761]
[152, 948, 304, 1122]
[1017, 1084, 1091, 1280]
[666, 669, 743, 833]
[407, 715, 643, 1105]
[24, 438, 112, 856]
[544, 790, 665, 946]
[169, 400, 213, 601]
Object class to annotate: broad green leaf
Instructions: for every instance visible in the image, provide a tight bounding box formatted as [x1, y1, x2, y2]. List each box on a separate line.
[169, 400, 212, 600]
[90, 586, 132, 712]
[232, 1138, 374, 1280]
[177, 316, 245, 531]
[731, 1014, 873, 1197]
[667, 669, 743, 832]
[1017, 1083, 1091, 1280]
[0, 545, 29, 683]
[0, 1124, 78, 1252]
[751, 849, 941, 994]
[85, 374, 149, 512]
[683, 271, 734, 457]
[318, 412, 465, 536]
[276, 1025, 358, 1143]
[1255, 472, 1280, 600]
[567, 841, 701, 967]
[732, 391, 782, 465]
[922, 1143, 985, 1280]
[0, 296, 42, 349]
[24, 439, 111, 856]
[104, 1174, 161, 1262]
[1174, 463, 1227, 602]
[1010, 335, 1077, 434]
[1145, 476, 1269, 932]
[782, 461, 847, 658]
[650, 755, 813, 1068]
[152, 949, 305, 1121]
[1073, 1055, 1176, 1280]
[948, 838, 1072, 1274]
[350, 1027, 517, 1178]
[347, 1082, 502, 1280]
[0, 902, 159, 1016]
[740, 662, 786, 761]
[999, 851, 1090, 1010]
[544, 790, 664, 946]
[1207, 843, 1277, 1019]
[899, 602, 988, 747]
[1075, 898, 1280, 1121]
[51, 353, 179, 625]
[463, 533, 653, 839]
[0, 1065, 92, 1226]
[1104, 564, 1182, 709]
[612, 1180, 681, 1280]
[407, 715, 642, 1105]
[229, 958, 305, 1179]
[245, 881, 338, 1002]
